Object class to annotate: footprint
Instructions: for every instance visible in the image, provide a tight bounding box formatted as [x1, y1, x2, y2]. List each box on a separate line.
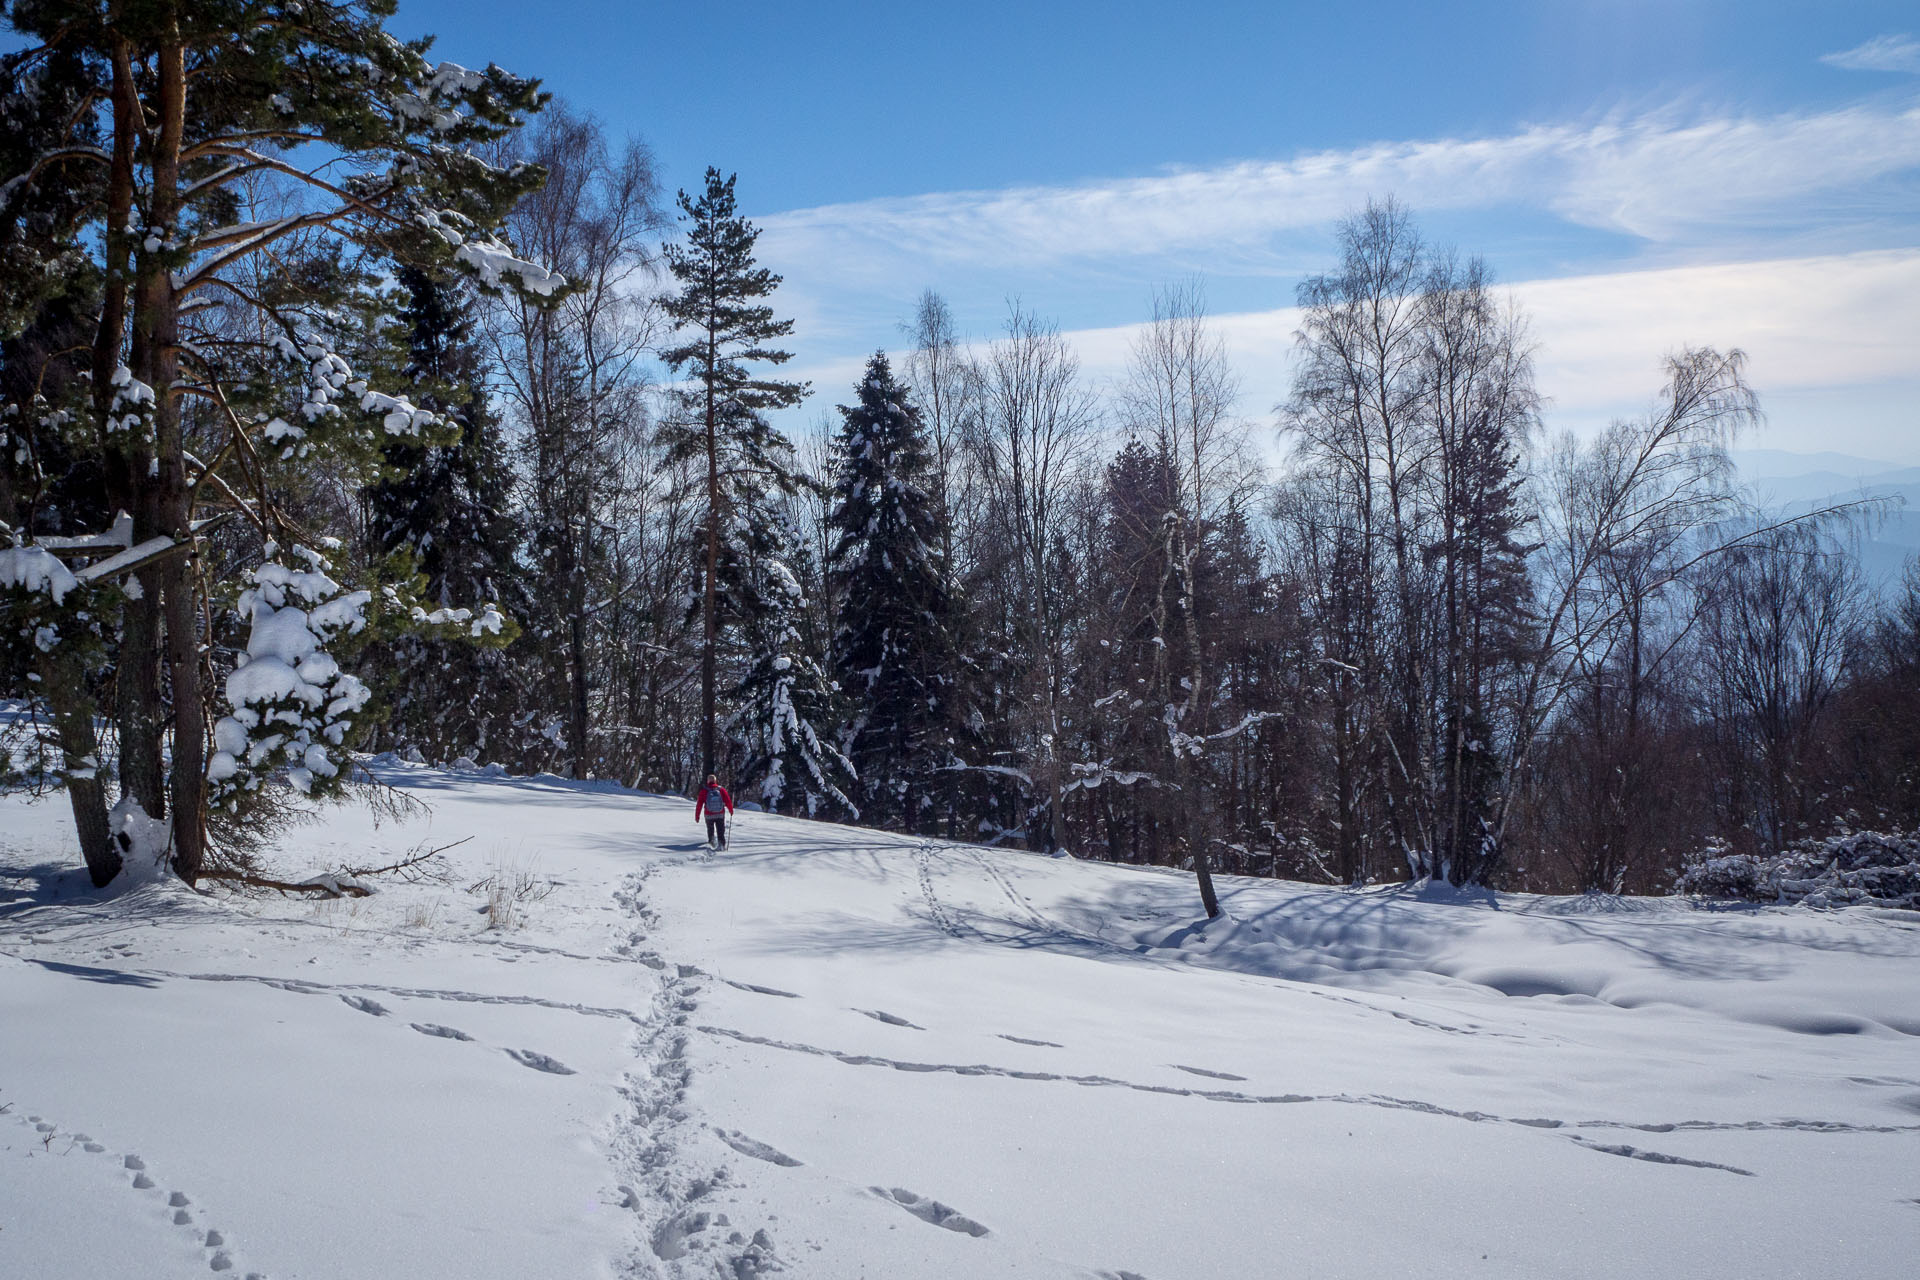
[22, 1119, 250, 1268]
[725, 979, 800, 999]
[504, 1048, 576, 1075]
[998, 1034, 1062, 1048]
[714, 1128, 803, 1167]
[409, 1022, 475, 1041]
[1171, 1064, 1247, 1082]
[339, 994, 388, 1017]
[871, 1186, 990, 1237]
[859, 1010, 924, 1029]
[732, 1227, 782, 1275]
[651, 1210, 713, 1260]
[1569, 1137, 1754, 1176]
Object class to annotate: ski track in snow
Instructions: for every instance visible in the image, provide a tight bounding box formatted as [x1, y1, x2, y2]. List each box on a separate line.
[915, 844, 966, 940]
[1, 1101, 263, 1276]
[920, 842, 1537, 1047]
[147, 966, 640, 1021]
[965, 845, 1067, 939]
[693, 1022, 1920, 1140]
[920, 840, 1120, 956]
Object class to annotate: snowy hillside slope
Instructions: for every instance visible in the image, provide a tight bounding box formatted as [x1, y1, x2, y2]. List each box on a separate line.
[3, 764, 1918, 1278]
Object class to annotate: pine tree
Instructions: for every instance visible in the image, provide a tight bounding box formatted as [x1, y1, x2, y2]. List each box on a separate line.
[659, 168, 809, 775]
[828, 354, 958, 831]
[0, 1, 561, 882]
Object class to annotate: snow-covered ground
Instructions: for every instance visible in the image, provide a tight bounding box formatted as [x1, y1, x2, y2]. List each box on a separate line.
[3, 764, 1917, 1278]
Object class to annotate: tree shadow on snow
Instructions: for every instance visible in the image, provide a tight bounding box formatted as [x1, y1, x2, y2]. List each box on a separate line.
[20, 957, 163, 988]
[0, 858, 210, 940]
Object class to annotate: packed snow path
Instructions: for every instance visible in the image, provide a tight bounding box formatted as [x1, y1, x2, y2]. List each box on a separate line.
[3, 765, 1918, 1278]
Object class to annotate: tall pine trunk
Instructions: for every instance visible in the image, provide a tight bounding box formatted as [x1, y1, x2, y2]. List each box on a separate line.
[98, 34, 168, 826]
[148, 27, 207, 883]
[41, 652, 118, 886]
[701, 356, 719, 777]
[568, 605, 590, 777]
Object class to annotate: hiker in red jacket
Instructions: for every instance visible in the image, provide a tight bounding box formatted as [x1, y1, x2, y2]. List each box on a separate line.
[695, 774, 734, 850]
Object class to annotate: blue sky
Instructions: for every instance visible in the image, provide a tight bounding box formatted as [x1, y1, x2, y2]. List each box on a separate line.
[404, 1, 1920, 461]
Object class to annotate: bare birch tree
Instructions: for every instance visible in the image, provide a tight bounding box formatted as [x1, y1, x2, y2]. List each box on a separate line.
[973, 304, 1097, 852]
[1117, 281, 1253, 914]
[484, 105, 664, 777]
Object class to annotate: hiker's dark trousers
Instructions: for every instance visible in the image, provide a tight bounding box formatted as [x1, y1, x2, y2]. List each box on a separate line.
[706, 817, 727, 848]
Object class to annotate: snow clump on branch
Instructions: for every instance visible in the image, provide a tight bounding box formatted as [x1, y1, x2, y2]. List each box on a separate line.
[0, 544, 79, 605]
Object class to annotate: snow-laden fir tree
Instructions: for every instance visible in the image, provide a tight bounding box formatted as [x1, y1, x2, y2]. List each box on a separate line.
[0, 0, 564, 883]
[828, 353, 959, 832]
[730, 503, 857, 818]
[360, 264, 526, 765]
[659, 168, 809, 776]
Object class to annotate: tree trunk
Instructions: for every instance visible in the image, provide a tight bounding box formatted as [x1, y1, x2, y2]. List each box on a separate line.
[114, 564, 167, 818]
[41, 654, 119, 886]
[99, 35, 167, 824]
[568, 598, 590, 778]
[701, 366, 719, 777]
[149, 27, 206, 883]
[1194, 847, 1221, 918]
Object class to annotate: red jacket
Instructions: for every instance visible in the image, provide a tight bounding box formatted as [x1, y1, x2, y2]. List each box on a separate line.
[695, 783, 733, 821]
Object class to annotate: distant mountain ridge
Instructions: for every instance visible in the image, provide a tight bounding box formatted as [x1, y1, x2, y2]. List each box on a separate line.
[1731, 449, 1917, 589]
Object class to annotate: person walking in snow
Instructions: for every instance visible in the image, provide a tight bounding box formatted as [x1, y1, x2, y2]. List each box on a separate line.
[695, 774, 734, 850]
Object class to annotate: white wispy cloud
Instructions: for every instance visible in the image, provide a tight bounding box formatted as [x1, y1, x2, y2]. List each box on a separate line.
[1176, 251, 1920, 422]
[788, 250, 1920, 462]
[1821, 34, 1920, 74]
[760, 99, 1920, 280]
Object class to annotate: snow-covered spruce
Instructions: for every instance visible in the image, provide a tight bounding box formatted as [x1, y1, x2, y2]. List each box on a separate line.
[828, 352, 960, 830]
[731, 526, 858, 818]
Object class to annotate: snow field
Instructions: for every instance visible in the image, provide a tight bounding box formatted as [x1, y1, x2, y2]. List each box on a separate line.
[3, 763, 1918, 1278]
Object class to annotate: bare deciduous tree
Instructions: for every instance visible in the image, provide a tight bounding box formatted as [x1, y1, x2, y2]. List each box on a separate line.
[485, 104, 665, 777]
[973, 304, 1098, 852]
